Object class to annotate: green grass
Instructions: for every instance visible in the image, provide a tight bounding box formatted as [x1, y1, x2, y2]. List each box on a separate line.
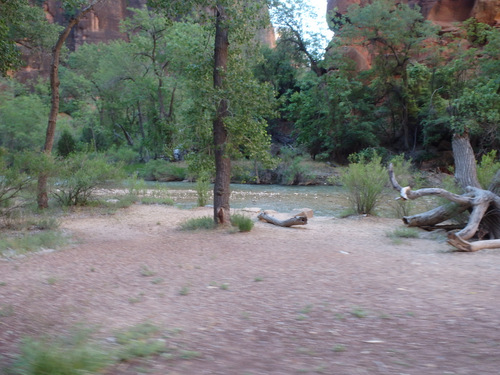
[386, 227, 420, 239]
[114, 323, 167, 361]
[8, 331, 111, 375]
[139, 197, 174, 205]
[180, 216, 215, 231]
[0, 231, 68, 257]
[3, 322, 199, 375]
[0, 304, 14, 317]
[332, 344, 346, 353]
[140, 266, 156, 277]
[350, 307, 368, 318]
[230, 214, 254, 232]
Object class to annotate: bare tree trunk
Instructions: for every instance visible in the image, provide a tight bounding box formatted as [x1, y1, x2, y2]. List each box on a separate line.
[452, 132, 481, 190]
[388, 131, 500, 251]
[37, 2, 101, 209]
[212, 4, 231, 225]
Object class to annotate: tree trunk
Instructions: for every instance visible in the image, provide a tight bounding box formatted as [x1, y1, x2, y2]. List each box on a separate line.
[452, 132, 481, 190]
[212, 4, 231, 225]
[37, 2, 100, 209]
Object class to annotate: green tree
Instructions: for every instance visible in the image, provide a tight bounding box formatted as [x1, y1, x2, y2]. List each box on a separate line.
[0, 80, 48, 152]
[151, 0, 274, 225]
[338, 0, 439, 150]
[0, 0, 61, 75]
[270, 0, 328, 77]
[37, 0, 107, 209]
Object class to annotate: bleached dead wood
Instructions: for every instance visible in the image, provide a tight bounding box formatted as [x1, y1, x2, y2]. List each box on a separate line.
[257, 212, 308, 227]
[388, 163, 500, 252]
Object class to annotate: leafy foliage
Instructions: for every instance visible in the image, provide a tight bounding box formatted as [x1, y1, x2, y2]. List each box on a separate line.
[477, 150, 500, 190]
[8, 331, 110, 375]
[51, 153, 124, 206]
[340, 153, 387, 215]
[231, 214, 254, 232]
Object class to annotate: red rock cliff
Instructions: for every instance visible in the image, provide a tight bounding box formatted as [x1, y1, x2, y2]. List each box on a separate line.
[327, 0, 500, 30]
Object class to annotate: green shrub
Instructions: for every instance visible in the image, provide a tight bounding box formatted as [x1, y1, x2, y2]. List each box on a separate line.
[387, 227, 420, 239]
[195, 171, 211, 207]
[231, 214, 254, 232]
[138, 160, 187, 181]
[276, 147, 310, 185]
[340, 154, 387, 215]
[477, 150, 500, 189]
[125, 172, 148, 197]
[180, 216, 215, 231]
[0, 231, 68, 257]
[8, 332, 110, 375]
[51, 152, 124, 206]
[105, 145, 139, 165]
[114, 323, 166, 361]
[0, 151, 34, 222]
[56, 130, 76, 158]
[140, 197, 174, 205]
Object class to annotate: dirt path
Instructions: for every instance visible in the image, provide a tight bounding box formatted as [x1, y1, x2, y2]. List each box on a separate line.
[1, 204, 500, 374]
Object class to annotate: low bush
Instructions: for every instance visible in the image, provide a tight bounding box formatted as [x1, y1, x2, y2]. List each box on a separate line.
[8, 331, 111, 375]
[387, 227, 420, 239]
[140, 197, 174, 205]
[51, 152, 124, 206]
[0, 151, 34, 223]
[180, 216, 215, 231]
[477, 150, 500, 189]
[340, 153, 387, 215]
[138, 160, 187, 181]
[231, 214, 254, 232]
[275, 147, 311, 185]
[0, 231, 68, 257]
[195, 171, 211, 207]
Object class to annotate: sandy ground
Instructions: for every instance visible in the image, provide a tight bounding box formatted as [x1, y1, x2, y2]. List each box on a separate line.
[1, 204, 500, 374]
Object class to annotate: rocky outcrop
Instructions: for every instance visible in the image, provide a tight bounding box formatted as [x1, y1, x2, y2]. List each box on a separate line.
[327, 0, 500, 30]
[43, 0, 275, 51]
[43, 0, 148, 51]
[326, 0, 499, 70]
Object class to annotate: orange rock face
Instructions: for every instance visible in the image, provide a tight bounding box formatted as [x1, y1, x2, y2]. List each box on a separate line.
[326, 0, 499, 71]
[327, 0, 500, 29]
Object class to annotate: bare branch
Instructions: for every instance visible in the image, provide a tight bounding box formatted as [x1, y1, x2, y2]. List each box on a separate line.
[448, 233, 500, 252]
[388, 163, 472, 205]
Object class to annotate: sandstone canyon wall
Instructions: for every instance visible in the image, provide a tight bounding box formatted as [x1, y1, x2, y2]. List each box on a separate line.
[327, 0, 500, 31]
[42, 0, 274, 52]
[18, 1, 274, 79]
[43, 0, 148, 51]
[325, 0, 499, 71]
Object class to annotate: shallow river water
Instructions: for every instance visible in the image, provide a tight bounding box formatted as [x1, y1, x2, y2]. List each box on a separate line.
[162, 182, 346, 217]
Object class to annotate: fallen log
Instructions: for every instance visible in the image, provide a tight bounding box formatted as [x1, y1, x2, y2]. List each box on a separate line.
[388, 163, 500, 251]
[257, 212, 308, 227]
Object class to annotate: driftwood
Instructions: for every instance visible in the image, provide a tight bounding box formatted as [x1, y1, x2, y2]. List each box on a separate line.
[257, 212, 308, 227]
[388, 163, 500, 252]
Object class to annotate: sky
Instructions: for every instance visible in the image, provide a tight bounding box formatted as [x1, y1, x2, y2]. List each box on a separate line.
[305, 0, 334, 47]
[278, 0, 334, 53]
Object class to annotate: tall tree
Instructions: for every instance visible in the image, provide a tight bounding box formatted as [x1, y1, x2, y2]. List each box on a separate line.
[338, 0, 438, 150]
[37, 0, 106, 209]
[270, 0, 328, 77]
[149, 0, 273, 225]
[212, 4, 231, 224]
